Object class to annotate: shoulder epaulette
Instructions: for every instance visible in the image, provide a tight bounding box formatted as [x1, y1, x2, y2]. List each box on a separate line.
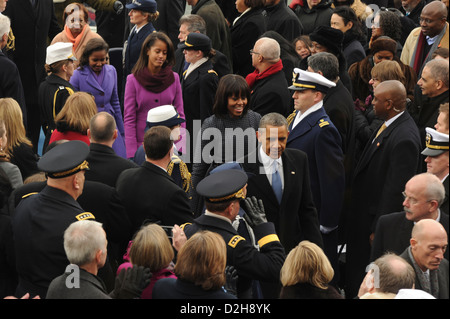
[318, 119, 330, 128]
[286, 110, 297, 126]
[257, 234, 280, 248]
[76, 212, 95, 221]
[208, 69, 218, 76]
[180, 222, 192, 231]
[22, 192, 38, 199]
[228, 235, 245, 248]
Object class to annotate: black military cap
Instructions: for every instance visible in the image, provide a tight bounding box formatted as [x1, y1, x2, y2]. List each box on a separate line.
[178, 32, 212, 51]
[197, 169, 248, 203]
[38, 140, 90, 178]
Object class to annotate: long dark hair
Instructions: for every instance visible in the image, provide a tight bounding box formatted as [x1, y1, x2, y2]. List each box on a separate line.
[132, 32, 175, 75]
[212, 74, 251, 118]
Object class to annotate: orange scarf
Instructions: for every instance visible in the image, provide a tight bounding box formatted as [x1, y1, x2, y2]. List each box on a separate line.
[64, 24, 87, 52]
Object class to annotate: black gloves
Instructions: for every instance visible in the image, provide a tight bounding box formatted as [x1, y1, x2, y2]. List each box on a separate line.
[243, 196, 267, 228]
[224, 266, 238, 296]
[110, 266, 152, 299]
[113, 1, 124, 14]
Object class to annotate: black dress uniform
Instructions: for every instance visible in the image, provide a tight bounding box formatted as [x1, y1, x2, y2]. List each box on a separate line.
[182, 169, 286, 299]
[12, 141, 94, 298]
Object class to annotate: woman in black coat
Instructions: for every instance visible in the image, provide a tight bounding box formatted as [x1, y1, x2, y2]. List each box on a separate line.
[230, 0, 267, 77]
[38, 42, 76, 152]
[294, 0, 333, 35]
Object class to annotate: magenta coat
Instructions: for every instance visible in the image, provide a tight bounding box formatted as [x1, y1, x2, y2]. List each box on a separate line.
[70, 64, 127, 158]
[123, 72, 185, 158]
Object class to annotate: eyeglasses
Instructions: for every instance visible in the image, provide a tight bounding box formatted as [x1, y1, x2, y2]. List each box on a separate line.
[402, 191, 435, 205]
[249, 49, 261, 56]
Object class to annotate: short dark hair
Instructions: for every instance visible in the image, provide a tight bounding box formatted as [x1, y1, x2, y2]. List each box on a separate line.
[79, 38, 109, 69]
[212, 74, 251, 118]
[143, 126, 173, 160]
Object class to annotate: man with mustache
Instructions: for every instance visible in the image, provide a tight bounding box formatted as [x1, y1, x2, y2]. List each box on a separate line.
[371, 173, 449, 263]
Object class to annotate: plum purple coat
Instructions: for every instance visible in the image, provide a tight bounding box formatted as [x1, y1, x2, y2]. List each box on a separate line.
[70, 64, 127, 158]
[123, 72, 185, 158]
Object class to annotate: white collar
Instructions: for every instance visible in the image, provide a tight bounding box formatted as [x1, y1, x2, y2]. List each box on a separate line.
[205, 210, 233, 225]
[291, 100, 323, 130]
[259, 145, 282, 173]
[184, 57, 208, 79]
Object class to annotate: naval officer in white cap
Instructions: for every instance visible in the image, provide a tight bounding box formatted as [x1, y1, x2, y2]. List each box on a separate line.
[286, 68, 345, 282]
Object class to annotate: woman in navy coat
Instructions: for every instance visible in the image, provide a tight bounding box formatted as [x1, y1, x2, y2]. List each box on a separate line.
[70, 38, 127, 158]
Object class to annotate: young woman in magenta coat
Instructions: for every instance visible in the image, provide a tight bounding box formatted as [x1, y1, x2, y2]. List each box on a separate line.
[70, 38, 127, 158]
[123, 32, 185, 159]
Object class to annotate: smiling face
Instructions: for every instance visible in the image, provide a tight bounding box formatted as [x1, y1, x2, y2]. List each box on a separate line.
[227, 94, 247, 118]
[417, 66, 439, 97]
[257, 125, 288, 159]
[147, 39, 168, 71]
[88, 50, 108, 75]
[419, 5, 446, 37]
[66, 10, 87, 38]
[294, 39, 311, 59]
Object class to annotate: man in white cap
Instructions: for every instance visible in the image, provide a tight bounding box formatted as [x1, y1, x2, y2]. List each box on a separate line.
[422, 127, 449, 215]
[286, 68, 345, 284]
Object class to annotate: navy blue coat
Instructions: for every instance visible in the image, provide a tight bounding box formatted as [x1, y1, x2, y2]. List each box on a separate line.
[287, 107, 345, 230]
[123, 23, 155, 80]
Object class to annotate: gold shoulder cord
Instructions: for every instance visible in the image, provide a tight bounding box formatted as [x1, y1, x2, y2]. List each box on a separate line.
[286, 110, 297, 127]
[167, 158, 192, 194]
[6, 28, 15, 51]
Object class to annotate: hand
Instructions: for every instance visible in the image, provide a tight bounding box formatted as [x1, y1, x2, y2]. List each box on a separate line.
[111, 266, 152, 299]
[172, 224, 187, 251]
[243, 196, 267, 228]
[224, 266, 238, 296]
[113, 1, 124, 14]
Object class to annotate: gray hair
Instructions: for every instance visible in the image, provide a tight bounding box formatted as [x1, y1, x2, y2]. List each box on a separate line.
[179, 14, 206, 34]
[64, 220, 106, 266]
[422, 173, 446, 207]
[259, 112, 288, 129]
[425, 59, 449, 88]
[307, 52, 339, 81]
[0, 13, 11, 38]
[257, 37, 280, 62]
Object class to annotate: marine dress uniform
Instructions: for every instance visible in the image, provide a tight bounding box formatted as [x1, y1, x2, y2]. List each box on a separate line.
[182, 169, 286, 298]
[12, 141, 94, 298]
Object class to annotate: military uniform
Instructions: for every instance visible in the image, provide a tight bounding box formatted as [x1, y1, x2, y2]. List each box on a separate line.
[182, 169, 285, 299]
[11, 141, 94, 298]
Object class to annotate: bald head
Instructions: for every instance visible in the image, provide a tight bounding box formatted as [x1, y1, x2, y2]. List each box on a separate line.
[422, 0, 448, 18]
[412, 219, 447, 240]
[255, 37, 280, 62]
[420, 1, 447, 37]
[88, 112, 117, 145]
[376, 80, 407, 112]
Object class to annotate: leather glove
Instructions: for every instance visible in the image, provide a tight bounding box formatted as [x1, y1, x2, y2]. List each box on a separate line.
[243, 196, 267, 228]
[224, 266, 238, 296]
[110, 266, 152, 299]
[113, 1, 124, 14]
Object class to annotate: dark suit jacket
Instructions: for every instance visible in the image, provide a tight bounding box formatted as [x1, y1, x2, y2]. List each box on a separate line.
[345, 111, 422, 298]
[0, 51, 26, 124]
[287, 107, 345, 230]
[442, 176, 449, 216]
[241, 148, 323, 253]
[400, 247, 449, 299]
[116, 161, 194, 234]
[4, 0, 61, 104]
[85, 143, 138, 188]
[248, 71, 291, 117]
[230, 8, 267, 77]
[371, 211, 449, 262]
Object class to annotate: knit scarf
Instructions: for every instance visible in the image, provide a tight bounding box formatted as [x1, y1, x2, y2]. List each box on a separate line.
[134, 64, 175, 93]
[412, 31, 427, 76]
[64, 24, 87, 53]
[245, 59, 283, 89]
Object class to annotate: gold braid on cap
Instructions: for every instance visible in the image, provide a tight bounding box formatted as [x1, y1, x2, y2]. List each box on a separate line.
[49, 160, 89, 178]
[208, 187, 246, 202]
[426, 134, 449, 150]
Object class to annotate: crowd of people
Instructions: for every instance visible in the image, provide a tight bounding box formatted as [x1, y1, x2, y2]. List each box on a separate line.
[0, 0, 449, 302]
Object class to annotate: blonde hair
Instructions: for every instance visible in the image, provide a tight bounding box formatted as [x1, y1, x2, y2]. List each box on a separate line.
[129, 224, 174, 272]
[54, 92, 97, 134]
[371, 60, 406, 83]
[0, 98, 32, 156]
[175, 231, 227, 291]
[280, 241, 334, 290]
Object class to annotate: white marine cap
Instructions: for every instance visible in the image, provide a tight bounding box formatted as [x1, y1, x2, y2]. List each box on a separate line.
[289, 68, 336, 93]
[46, 42, 76, 65]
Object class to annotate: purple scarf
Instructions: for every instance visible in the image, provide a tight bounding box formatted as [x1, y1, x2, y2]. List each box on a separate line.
[134, 64, 175, 93]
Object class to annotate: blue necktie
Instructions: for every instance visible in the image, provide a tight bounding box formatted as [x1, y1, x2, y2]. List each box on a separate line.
[271, 161, 282, 204]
